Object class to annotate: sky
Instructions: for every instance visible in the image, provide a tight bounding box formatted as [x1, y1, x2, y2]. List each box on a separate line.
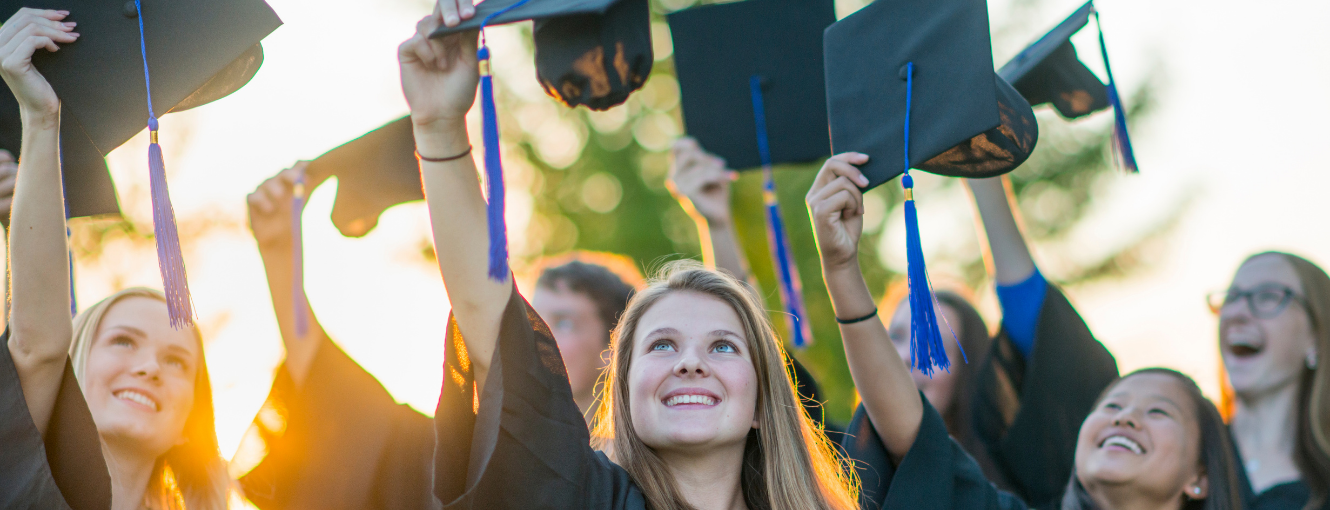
[25, 0, 1330, 487]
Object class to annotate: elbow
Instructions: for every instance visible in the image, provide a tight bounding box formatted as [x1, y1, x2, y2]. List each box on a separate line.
[8, 323, 74, 367]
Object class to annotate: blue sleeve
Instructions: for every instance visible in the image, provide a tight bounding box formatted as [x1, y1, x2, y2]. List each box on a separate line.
[995, 268, 1046, 359]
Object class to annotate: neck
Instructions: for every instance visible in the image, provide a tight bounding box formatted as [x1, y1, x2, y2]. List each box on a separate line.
[1087, 483, 1184, 510]
[103, 439, 160, 510]
[658, 441, 749, 510]
[1231, 379, 1300, 452]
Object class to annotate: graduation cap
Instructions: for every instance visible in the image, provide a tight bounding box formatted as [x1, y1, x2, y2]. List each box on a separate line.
[305, 117, 421, 239]
[0, 106, 120, 223]
[823, 0, 1037, 374]
[997, 1, 1137, 171]
[667, 0, 837, 348]
[430, 0, 652, 280]
[1, 0, 282, 326]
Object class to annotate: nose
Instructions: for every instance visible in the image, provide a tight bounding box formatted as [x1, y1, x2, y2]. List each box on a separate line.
[131, 357, 162, 382]
[1111, 407, 1140, 429]
[674, 349, 710, 377]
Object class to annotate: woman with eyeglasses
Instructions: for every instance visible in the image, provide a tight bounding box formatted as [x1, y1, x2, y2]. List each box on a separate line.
[1210, 253, 1330, 510]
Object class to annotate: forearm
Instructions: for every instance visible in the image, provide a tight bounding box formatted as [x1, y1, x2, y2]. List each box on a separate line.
[823, 261, 921, 462]
[257, 246, 327, 387]
[699, 219, 749, 281]
[416, 122, 508, 391]
[967, 176, 1035, 285]
[8, 111, 74, 435]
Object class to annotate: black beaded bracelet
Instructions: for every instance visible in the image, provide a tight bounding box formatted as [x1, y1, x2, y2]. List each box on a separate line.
[416, 145, 472, 163]
[835, 308, 878, 325]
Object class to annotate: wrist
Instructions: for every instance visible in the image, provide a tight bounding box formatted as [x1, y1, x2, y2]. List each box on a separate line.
[820, 255, 861, 278]
[19, 107, 59, 132]
[412, 117, 470, 157]
[703, 215, 732, 230]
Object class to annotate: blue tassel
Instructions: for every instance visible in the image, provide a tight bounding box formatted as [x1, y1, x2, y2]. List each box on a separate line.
[899, 62, 961, 376]
[478, 46, 508, 281]
[749, 76, 811, 347]
[292, 173, 308, 337]
[135, 0, 193, 327]
[1092, 6, 1138, 173]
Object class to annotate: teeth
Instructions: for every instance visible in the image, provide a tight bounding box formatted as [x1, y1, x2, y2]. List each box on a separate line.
[1102, 435, 1143, 454]
[114, 390, 158, 411]
[665, 394, 716, 406]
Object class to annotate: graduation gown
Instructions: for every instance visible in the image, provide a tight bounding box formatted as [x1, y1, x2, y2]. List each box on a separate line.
[238, 337, 437, 510]
[0, 330, 111, 510]
[433, 288, 648, 509]
[970, 284, 1119, 508]
[842, 395, 1036, 510]
[1230, 435, 1326, 510]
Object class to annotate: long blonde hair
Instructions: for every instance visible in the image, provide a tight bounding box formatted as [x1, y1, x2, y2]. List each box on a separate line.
[591, 261, 858, 510]
[70, 287, 230, 510]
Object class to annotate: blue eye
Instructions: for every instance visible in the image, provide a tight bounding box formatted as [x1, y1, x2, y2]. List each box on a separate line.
[712, 342, 737, 354]
[650, 341, 675, 352]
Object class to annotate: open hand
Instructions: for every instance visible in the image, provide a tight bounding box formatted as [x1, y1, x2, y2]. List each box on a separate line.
[668, 137, 736, 227]
[806, 153, 870, 272]
[0, 9, 78, 120]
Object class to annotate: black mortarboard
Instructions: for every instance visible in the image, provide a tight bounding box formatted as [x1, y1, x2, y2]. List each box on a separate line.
[0, 104, 119, 221]
[0, 0, 282, 326]
[305, 117, 421, 238]
[824, 0, 1036, 375]
[667, 0, 834, 171]
[429, 0, 651, 281]
[823, 0, 1038, 190]
[667, 0, 835, 348]
[997, 1, 1108, 119]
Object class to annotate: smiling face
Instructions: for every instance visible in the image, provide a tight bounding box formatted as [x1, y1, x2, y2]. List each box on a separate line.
[81, 297, 200, 457]
[627, 291, 759, 453]
[532, 282, 611, 406]
[1220, 254, 1317, 398]
[889, 300, 964, 415]
[1075, 373, 1206, 501]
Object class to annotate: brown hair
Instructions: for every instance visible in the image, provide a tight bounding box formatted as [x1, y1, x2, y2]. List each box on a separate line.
[535, 251, 643, 346]
[70, 288, 231, 510]
[1064, 368, 1244, 510]
[590, 261, 858, 510]
[1243, 252, 1330, 509]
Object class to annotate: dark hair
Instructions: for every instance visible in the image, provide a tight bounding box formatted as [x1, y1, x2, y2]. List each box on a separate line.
[1062, 368, 1243, 510]
[1243, 252, 1330, 510]
[537, 258, 639, 346]
[933, 291, 992, 441]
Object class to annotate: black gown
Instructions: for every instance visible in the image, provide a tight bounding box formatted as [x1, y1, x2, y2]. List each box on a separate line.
[238, 337, 438, 510]
[433, 288, 647, 509]
[843, 394, 1036, 510]
[969, 284, 1119, 508]
[0, 330, 111, 510]
[1230, 430, 1326, 510]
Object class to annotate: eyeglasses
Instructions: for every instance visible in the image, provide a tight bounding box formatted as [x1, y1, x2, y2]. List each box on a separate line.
[1206, 284, 1309, 319]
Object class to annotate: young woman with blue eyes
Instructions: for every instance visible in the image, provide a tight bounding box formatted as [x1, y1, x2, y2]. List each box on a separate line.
[1213, 253, 1330, 509]
[1, 8, 230, 509]
[401, 7, 859, 508]
[807, 154, 1243, 510]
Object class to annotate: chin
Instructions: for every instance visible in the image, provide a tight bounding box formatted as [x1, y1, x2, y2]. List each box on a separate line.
[97, 416, 175, 453]
[1079, 455, 1146, 485]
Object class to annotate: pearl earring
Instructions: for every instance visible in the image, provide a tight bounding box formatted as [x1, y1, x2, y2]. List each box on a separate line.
[1309, 350, 1320, 370]
[1193, 487, 1202, 495]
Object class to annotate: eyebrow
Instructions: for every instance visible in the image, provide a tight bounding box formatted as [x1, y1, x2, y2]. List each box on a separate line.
[102, 325, 148, 338]
[709, 329, 743, 340]
[1105, 391, 1186, 413]
[644, 327, 681, 341]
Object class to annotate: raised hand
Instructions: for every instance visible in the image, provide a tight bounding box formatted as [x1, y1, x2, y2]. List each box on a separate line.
[669, 137, 736, 227]
[247, 162, 328, 250]
[0, 8, 78, 121]
[399, 4, 478, 156]
[805, 153, 870, 272]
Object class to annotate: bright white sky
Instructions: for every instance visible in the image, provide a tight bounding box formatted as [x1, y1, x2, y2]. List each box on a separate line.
[39, 0, 1330, 479]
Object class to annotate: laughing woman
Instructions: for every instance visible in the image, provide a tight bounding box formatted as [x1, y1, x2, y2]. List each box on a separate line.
[1214, 253, 1330, 509]
[1, 8, 229, 510]
[806, 154, 1244, 510]
[399, 7, 858, 509]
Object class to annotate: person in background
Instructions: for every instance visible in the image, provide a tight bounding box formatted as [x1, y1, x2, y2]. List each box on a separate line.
[808, 152, 1243, 510]
[2, 8, 227, 508]
[234, 164, 438, 510]
[1214, 252, 1330, 509]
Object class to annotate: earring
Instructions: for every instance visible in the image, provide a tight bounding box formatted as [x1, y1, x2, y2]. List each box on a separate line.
[1309, 350, 1320, 370]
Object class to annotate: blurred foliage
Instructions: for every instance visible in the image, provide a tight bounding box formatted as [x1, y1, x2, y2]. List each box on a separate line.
[482, 0, 1175, 423]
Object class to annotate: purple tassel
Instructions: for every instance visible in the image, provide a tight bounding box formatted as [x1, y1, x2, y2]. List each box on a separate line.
[147, 118, 194, 328]
[478, 46, 509, 281]
[899, 63, 961, 376]
[1092, 6, 1138, 173]
[750, 76, 811, 347]
[292, 174, 308, 337]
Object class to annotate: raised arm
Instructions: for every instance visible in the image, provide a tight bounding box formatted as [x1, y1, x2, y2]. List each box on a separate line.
[399, 10, 507, 392]
[668, 137, 748, 280]
[1, 8, 81, 435]
[247, 163, 331, 386]
[967, 176, 1035, 285]
[807, 153, 921, 462]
